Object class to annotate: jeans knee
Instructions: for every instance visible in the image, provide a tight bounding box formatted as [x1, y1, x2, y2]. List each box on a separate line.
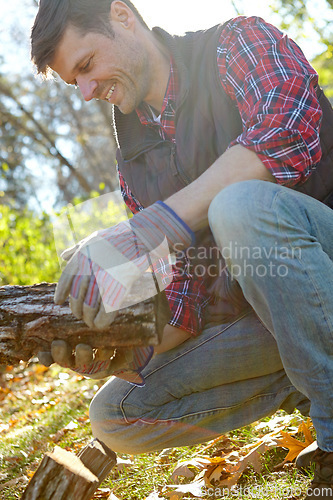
[89, 381, 152, 455]
[208, 180, 277, 247]
[89, 389, 117, 450]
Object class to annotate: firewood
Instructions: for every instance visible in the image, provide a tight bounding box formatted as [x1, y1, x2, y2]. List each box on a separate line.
[0, 275, 170, 365]
[21, 438, 117, 500]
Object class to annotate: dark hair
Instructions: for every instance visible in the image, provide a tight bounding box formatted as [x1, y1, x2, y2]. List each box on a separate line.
[31, 0, 149, 76]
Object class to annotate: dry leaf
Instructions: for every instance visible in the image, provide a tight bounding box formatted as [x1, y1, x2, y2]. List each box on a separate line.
[107, 494, 121, 500]
[204, 431, 281, 489]
[113, 457, 134, 473]
[275, 417, 314, 463]
[156, 448, 173, 464]
[0, 475, 28, 491]
[254, 413, 302, 433]
[199, 435, 227, 453]
[93, 488, 112, 498]
[298, 418, 314, 445]
[163, 480, 205, 499]
[171, 457, 213, 483]
[276, 433, 314, 462]
[276, 432, 307, 462]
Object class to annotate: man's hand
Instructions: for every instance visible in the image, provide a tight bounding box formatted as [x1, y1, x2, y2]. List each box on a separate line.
[38, 341, 154, 386]
[54, 201, 194, 330]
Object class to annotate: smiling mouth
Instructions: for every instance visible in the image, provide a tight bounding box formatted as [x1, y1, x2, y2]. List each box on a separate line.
[105, 83, 116, 101]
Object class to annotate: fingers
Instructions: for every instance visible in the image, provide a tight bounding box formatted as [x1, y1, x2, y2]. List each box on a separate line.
[61, 243, 79, 262]
[93, 301, 117, 329]
[38, 341, 115, 376]
[94, 347, 115, 361]
[51, 340, 74, 368]
[75, 344, 94, 367]
[37, 351, 54, 367]
[82, 301, 100, 329]
[108, 348, 134, 372]
[54, 256, 80, 305]
[69, 275, 91, 319]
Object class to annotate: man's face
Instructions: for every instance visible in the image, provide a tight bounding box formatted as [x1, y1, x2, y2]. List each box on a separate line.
[51, 21, 151, 114]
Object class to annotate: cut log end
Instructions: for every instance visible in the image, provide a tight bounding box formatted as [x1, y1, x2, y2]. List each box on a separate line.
[21, 439, 117, 500]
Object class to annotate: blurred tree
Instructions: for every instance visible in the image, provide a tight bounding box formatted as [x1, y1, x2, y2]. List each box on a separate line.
[270, 0, 333, 100]
[0, 66, 118, 209]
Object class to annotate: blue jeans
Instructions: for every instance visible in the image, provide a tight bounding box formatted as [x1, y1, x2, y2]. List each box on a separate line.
[90, 180, 332, 454]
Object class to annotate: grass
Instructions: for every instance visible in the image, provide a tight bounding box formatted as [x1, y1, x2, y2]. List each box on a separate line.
[0, 362, 315, 499]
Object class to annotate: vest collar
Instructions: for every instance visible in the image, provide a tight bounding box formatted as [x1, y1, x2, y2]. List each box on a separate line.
[151, 27, 190, 108]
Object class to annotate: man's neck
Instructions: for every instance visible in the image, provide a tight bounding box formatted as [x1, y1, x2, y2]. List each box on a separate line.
[143, 31, 171, 112]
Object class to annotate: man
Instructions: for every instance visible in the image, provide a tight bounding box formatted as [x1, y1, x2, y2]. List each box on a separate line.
[31, 1, 333, 497]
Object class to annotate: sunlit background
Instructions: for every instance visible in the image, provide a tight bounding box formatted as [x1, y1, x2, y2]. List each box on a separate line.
[0, 0, 332, 215]
[2, 0, 331, 72]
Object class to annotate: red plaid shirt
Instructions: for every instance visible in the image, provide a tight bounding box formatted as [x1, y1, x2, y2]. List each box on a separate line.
[118, 16, 322, 334]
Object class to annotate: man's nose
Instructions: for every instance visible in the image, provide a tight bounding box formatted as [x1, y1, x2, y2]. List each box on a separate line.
[76, 76, 98, 101]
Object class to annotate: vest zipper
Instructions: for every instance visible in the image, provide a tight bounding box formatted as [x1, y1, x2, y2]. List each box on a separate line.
[170, 144, 192, 186]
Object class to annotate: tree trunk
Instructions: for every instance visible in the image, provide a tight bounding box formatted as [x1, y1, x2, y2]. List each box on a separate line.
[21, 438, 117, 500]
[0, 277, 170, 365]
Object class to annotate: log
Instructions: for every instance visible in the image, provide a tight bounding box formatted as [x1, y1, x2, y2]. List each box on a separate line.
[0, 275, 170, 365]
[21, 438, 117, 500]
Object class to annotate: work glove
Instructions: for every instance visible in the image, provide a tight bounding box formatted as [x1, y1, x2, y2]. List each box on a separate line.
[37, 341, 154, 386]
[54, 201, 194, 329]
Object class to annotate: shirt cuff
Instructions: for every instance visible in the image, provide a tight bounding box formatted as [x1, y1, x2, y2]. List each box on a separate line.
[164, 277, 210, 336]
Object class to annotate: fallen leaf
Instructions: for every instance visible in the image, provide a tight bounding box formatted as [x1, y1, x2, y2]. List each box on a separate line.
[50, 420, 79, 442]
[199, 435, 226, 453]
[93, 487, 111, 498]
[0, 475, 29, 491]
[113, 457, 134, 473]
[163, 480, 206, 499]
[156, 448, 173, 464]
[204, 431, 281, 489]
[274, 417, 314, 463]
[276, 431, 313, 462]
[32, 364, 49, 376]
[107, 494, 121, 500]
[254, 413, 302, 433]
[64, 420, 79, 430]
[3, 455, 22, 464]
[0, 387, 11, 402]
[298, 417, 314, 445]
[171, 457, 213, 483]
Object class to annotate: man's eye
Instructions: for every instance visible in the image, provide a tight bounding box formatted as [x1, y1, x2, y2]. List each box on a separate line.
[82, 58, 92, 71]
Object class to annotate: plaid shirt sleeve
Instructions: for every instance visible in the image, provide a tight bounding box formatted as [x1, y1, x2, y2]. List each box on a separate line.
[217, 16, 323, 186]
[117, 166, 209, 336]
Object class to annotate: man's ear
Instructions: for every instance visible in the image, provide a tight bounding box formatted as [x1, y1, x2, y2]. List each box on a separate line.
[110, 1, 135, 29]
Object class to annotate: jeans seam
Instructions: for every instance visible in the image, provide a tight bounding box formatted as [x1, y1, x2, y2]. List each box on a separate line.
[272, 191, 333, 339]
[120, 312, 251, 423]
[126, 385, 296, 425]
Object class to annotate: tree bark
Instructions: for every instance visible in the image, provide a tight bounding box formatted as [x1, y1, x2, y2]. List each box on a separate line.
[0, 278, 170, 365]
[21, 438, 117, 500]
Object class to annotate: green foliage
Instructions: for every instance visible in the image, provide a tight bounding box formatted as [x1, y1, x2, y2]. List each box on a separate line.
[53, 192, 130, 262]
[0, 190, 130, 286]
[270, 0, 333, 100]
[0, 202, 59, 285]
[312, 49, 333, 100]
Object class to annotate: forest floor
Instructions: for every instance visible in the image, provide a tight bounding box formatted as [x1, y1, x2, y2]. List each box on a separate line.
[0, 361, 315, 499]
